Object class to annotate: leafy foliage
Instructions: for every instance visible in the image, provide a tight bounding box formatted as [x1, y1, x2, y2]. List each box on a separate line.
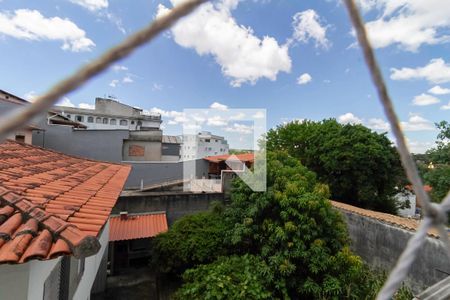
[421, 121, 450, 202]
[426, 121, 450, 164]
[266, 119, 403, 213]
[223, 151, 370, 299]
[151, 210, 228, 274]
[175, 255, 272, 300]
[424, 165, 450, 202]
[155, 151, 414, 299]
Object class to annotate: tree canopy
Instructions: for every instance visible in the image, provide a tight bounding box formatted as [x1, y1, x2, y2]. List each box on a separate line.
[152, 151, 412, 299]
[223, 151, 368, 299]
[266, 119, 403, 213]
[422, 121, 450, 202]
[175, 255, 272, 300]
[151, 209, 228, 274]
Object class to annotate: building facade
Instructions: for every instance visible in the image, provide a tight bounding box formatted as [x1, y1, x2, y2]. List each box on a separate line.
[52, 97, 162, 131]
[181, 131, 229, 160]
[0, 89, 40, 144]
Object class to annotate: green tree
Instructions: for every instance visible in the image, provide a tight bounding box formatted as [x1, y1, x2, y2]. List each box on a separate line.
[266, 119, 403, 213]
[424, 165, 450, 202]
[223, 151, 369, 299]
[176, 255, 272, 300]
[426, 121, 450, 164]
[151, 209, 228, 275]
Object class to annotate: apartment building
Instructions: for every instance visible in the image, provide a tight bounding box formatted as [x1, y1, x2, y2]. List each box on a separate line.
[52, 97, 162, 131]
[181, 131, 229, 160]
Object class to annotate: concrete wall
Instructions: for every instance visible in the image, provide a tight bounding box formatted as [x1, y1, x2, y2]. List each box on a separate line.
[338, 209, 450, 292]
[33, 124, 130, 162]
[115, 192, 225, 225]
[28, 257, 62, 300]
[0, 262, 30, 300]
[122, 140, 162, 161]
[162, 143, 180, 156]
[73, 221, 110, 300]
[125, 159, 209, 189]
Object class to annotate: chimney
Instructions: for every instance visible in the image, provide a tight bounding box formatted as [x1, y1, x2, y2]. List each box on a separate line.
[120, 211, 128, 220]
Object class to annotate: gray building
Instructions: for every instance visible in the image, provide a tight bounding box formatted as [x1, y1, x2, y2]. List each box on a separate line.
[0, 90, 189, 188]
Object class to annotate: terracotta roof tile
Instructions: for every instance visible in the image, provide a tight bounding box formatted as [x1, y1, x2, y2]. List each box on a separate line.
[330, 200, 448, 239]
[0, 140, 131, 264]
[204, 153, 254, 163]
[109, 212, 168, 242]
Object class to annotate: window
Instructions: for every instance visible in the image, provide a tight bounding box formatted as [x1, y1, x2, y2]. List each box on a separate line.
[215, 139, 218, 142]
[205, 139, 210, 142]
[75, 115, 83, 122]
[87, 116, 94, 123]
[110, 119, 117, 125]
[131, 120, 135, 125]
[102, 118, 108, 124]
[120, 119, 128, 126]
[15, 135, 25, 143]
[66, 114, 71, 119]
[96, 117, 102, 123]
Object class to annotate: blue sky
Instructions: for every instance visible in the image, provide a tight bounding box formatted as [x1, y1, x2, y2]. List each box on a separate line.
[0, 0, 449, 152]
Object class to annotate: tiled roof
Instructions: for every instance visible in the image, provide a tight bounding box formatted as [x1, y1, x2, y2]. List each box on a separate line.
[331, 201, 445, 239]
[204, 153, 254, 163]
[0, 140, 131, 264]
[162, 135, 181, 144]
[109, 212, 168, 242]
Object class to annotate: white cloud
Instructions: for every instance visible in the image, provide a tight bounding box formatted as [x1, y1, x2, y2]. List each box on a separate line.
[354, 0, 377, 13]
[152, 83, 163, 91]
[157, 0, 291, 87]
[297, 73, 312, 85]
[0, 9, 95, 52]
[56, 97, 75, 107]
[109, 79, 119, 87]
[122, 75, 133, 83]
[230, 112, 245, 120]
[367, 118, 390, 131]
[112, 64, 128, 72]
[78, 103, 95, 109]
[224, 123, 253, 134]
[400, 114, 435, 131]
[23, 91, 37, 101]
[337, 112, 363, 125]
[292, 9, 330, 49]
[207, 115, 227, 126]
[252, 111, 265, 119]
[101, 12, 126, 34]
[429, 85, 450, 95]
[406, 139, 434, 154]
[210, 102, 228, 111]
[391, 58, 450, 84]
[360, 0, 450, 51]
[69, 0, 108, 11]
[441, 101, 450, 110]
[412, 93, 440, 106]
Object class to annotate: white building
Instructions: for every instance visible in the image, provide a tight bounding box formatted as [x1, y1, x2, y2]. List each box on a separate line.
[181, 131, 229, 160]
[52, 97, 161, 131]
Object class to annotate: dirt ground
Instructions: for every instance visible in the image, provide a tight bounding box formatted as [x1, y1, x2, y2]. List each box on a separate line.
[92, 266, 180, 300]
